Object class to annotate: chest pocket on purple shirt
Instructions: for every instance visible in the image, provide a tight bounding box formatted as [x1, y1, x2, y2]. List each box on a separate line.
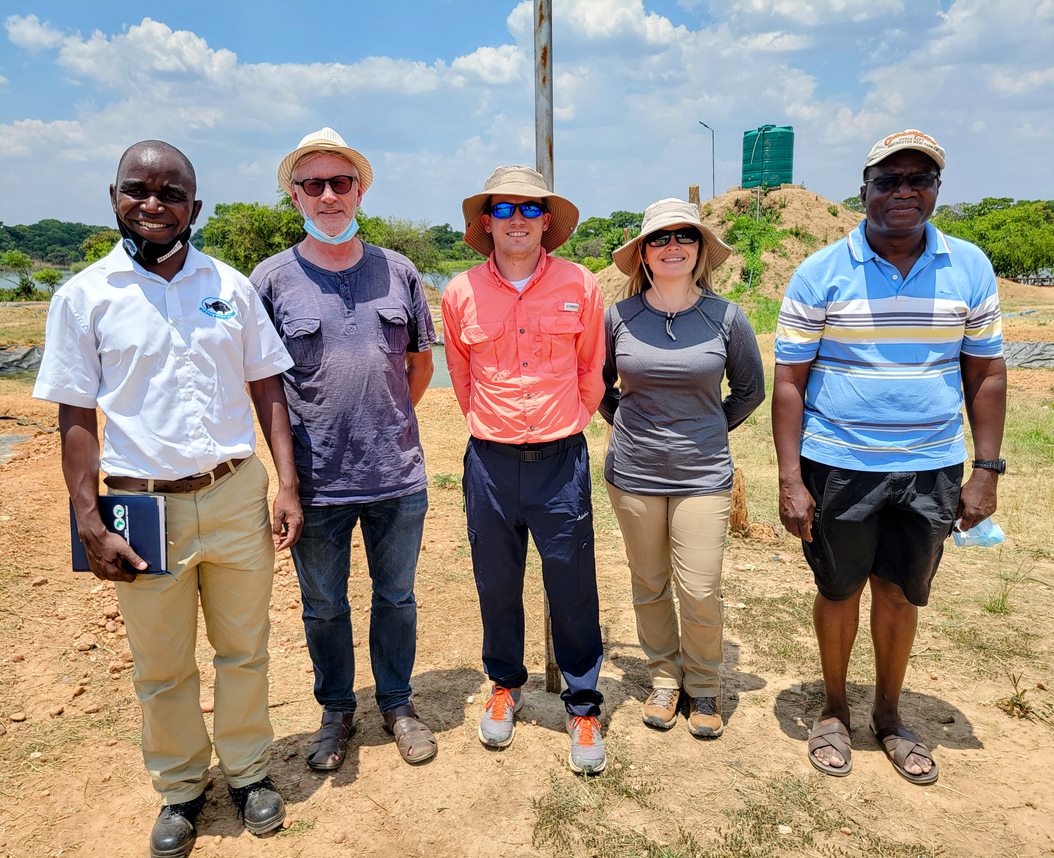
[377, 305, 410, 354]
[538, 312, 583, 375]
[460, 320, 508, 381]
[283, 317, 323, 371]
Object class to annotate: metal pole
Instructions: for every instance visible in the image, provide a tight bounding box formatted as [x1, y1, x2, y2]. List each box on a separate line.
[535, 0, 554, 191]
[534, 0, 561, 695]
[698, 121, 715, 199]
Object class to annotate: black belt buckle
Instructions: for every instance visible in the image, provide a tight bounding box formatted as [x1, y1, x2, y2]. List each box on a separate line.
[520, 449, 544, 463]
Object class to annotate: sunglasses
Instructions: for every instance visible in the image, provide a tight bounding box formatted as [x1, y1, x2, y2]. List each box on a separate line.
[646, 228, 701, 247]
[487, 201, 547, 219]
[293, 175, 358, 197]
[865, 173, 939, 193]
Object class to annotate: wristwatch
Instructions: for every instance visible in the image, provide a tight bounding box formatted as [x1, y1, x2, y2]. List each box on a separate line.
[972, 458, 1006, 474]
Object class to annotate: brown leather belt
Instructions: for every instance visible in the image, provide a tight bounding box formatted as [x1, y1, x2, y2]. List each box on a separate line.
[104, 457, 248, 494]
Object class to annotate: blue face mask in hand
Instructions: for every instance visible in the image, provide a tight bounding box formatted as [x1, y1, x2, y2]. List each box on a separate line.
[302, 215, 359, 245]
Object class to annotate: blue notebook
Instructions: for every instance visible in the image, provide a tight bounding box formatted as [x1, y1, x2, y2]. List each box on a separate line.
[69, 496, 169, 574]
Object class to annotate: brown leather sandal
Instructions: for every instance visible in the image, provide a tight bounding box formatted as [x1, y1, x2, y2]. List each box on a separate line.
[306, 710, 356, 771]
[382, 704, 438, 765]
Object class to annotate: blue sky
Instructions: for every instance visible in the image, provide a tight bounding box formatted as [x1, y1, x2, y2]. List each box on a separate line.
[1, 0, 1051, 231]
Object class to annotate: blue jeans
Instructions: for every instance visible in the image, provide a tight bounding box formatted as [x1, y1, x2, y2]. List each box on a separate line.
[290, 489, 427, 714]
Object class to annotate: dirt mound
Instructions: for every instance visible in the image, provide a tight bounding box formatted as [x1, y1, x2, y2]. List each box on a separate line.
[597, 186, 863, 307]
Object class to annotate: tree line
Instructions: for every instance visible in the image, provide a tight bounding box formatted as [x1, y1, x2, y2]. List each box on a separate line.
[4, 194, 1050, 301]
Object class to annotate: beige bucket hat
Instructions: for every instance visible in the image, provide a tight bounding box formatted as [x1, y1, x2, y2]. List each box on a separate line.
[612, 198, 732, 275]
[277, 127, 374, 196]
[863, 129, 945, 174]
[462, 165, 579, 256]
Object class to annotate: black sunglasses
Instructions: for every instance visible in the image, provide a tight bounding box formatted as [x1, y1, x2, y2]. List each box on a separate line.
[646, 228, 701, 247]
[865, 173, 939, 193]
[293, 175, 358, 197]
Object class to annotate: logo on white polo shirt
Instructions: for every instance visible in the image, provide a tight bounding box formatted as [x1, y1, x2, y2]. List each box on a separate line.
[200, 297, 236, 319]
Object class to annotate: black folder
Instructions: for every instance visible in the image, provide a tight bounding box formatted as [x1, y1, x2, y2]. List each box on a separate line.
[69, 495, 169, 574]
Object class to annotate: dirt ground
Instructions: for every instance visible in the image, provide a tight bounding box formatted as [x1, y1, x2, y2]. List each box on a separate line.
[1, 351, 1053, 857]
[1, 269, 1053, 857]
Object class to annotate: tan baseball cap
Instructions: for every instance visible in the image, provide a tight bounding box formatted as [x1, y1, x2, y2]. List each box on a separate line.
[277, 127, 374, 196]
[864, 129, 946, 174]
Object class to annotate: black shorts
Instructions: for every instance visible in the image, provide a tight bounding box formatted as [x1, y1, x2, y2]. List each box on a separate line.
[800, 458, 963, 607]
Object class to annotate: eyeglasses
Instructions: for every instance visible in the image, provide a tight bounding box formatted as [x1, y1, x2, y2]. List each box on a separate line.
[487, 201, 547, 219]
[293, 175, 358, 197]
[645, 228, 701, 247]
[865, 173, 940, 193]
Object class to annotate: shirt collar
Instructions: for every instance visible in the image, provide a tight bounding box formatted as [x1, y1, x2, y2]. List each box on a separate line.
[848, 220, 949, 264]
[99, 239, 212, 283]
[486, 247, 551, 287]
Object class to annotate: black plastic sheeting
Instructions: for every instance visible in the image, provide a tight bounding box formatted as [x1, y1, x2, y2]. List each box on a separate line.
[0, 346, 42, 376]
[1004, 342, 1054, 368]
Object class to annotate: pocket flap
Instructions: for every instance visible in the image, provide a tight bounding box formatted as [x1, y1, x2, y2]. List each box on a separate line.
[460, 322, 504, 345]
[285, 317, 321, 338]
[377, 306, 408, 326]
[538, 313, 583, 335]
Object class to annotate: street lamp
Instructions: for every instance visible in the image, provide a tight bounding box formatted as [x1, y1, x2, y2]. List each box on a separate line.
[698, 121, 715, 199]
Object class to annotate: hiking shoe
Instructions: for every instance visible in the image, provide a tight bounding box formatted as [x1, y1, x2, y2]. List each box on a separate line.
[642, 687, 681, 730]
[149, 793, 206, 858]
[228, 776, 286, 836]
[566, 715, 606, 774]
[478, 685, 523, 748]
[688, 696, 723, 738]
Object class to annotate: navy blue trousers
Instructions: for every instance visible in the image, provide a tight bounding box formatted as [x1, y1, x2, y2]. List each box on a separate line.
[463, 436, 604, 717]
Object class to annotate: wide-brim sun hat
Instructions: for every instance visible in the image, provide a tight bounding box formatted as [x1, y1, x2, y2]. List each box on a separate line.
[611, 198, 732, 276]
[863, 129, 946, 175]
[277, 127, 374, 196]
[462, 165, 579, 256]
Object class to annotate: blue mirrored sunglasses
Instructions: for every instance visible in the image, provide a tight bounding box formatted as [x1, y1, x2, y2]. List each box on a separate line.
[487, 201, 547, 219]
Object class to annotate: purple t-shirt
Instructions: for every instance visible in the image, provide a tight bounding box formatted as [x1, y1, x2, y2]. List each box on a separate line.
[251, 243, 435, 504]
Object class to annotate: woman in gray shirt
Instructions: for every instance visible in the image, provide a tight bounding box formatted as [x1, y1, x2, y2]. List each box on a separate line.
[600, 198, 764, 738]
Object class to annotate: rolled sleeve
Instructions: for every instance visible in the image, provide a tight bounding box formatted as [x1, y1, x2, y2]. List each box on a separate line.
[576, 272, 606, 415]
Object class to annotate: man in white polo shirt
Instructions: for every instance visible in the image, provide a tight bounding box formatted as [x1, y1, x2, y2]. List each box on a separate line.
[34, 140, 303, 858]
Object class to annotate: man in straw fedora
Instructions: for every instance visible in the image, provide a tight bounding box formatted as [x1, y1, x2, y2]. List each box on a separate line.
[252, 127, 438, 770]
[441, 166, 608, 773]
[773, 130, 1006, 785]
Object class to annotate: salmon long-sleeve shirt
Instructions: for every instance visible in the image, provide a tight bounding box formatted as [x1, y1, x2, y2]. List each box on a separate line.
[441, 251, 605, 443]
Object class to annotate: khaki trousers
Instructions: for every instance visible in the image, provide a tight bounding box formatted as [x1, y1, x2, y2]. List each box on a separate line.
[606, 483, 731, 697]
[113, 455, 275, 804]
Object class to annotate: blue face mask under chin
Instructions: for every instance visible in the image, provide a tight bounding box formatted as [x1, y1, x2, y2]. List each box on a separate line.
[302, 214, 360, 245]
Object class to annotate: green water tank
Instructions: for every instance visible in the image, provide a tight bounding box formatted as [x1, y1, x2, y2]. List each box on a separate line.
[742, 125, 794, 188]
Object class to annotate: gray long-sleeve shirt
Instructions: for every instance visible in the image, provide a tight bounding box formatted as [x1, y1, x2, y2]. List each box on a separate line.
[600, 291, 765, 495]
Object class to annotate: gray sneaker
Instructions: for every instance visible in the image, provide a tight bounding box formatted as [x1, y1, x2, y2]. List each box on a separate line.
[478, 685, 523, 748]
[566, 715, 606, 774]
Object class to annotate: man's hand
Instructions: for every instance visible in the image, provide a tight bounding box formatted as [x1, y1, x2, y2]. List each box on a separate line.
[956, 468, 998, 532]
[272, 485, 303, 551]
[779, 476, 815, 543]
[81, 527, 147, 582]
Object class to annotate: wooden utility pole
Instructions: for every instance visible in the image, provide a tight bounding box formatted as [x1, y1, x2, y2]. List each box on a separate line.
[534, 0, 561, 695]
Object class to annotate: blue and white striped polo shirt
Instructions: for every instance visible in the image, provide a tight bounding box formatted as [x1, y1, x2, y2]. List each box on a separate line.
[775, 220, 1002, 471]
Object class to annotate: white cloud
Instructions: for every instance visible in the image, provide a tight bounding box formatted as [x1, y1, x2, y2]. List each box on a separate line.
[4, 14, 63, 50]
[1, 1, 1052, 229]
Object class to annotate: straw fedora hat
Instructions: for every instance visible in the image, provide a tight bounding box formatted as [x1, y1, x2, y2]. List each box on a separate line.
[462, 166, 579, 256]
[277, 127, 374, 196]
[611, 198, 732, 275]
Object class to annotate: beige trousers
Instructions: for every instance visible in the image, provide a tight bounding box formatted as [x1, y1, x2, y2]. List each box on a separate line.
[606, 482, 731, 697]
[113, 455, 275, 803]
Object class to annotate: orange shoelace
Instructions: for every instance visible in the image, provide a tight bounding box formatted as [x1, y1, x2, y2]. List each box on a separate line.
[569, 715, 600, 746]
[486, 687, 516, 719]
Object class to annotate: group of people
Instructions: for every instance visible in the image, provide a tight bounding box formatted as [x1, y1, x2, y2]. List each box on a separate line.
[32, 126, 1005, 858]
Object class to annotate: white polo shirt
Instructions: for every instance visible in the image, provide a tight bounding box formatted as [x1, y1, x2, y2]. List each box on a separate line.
[34, 243, 293, 479]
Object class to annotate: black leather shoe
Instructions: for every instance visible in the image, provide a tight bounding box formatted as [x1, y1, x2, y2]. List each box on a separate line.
[228, 776, 286, 836]
[306, 709, 356, 771]
[149, 793, 206, 858]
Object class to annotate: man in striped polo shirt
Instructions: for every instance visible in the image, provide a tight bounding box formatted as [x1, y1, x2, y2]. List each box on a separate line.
[772, 130, 1006, 786]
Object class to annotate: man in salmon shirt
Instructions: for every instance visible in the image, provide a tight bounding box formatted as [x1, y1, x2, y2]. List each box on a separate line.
[441, 166, 607, 774]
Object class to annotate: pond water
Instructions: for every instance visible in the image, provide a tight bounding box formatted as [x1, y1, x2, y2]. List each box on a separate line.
[0, 434, 30, 465]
